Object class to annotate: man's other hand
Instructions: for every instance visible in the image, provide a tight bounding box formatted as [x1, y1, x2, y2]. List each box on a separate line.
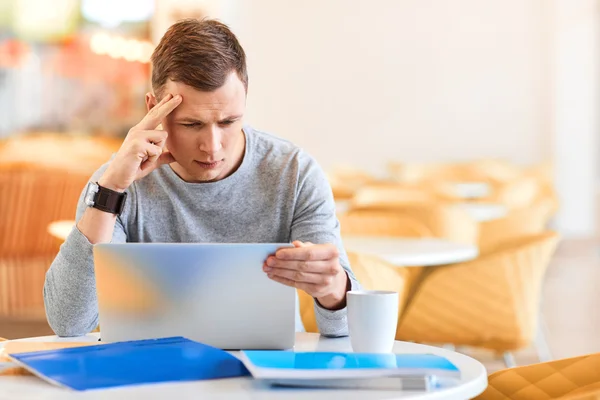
[264, 241, 350, 310]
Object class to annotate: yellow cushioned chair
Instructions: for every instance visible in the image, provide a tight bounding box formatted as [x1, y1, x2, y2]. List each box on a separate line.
[386, 162, 479, 184]
[346, 205, 479, 245]
[387, 159, 521, 185]
[339, 210, 434, 238]
[479, 198, 555, 255]
[465, 158, 522, 184]
[350, 184, 446, 209]
[523, 162, 560, 216]
[475, 352, 600, 400]
[298, 252, 409, 334]
[397, 231, 559, 364]
[0, 255, 57, 319]
[337, 210, 433, 325]
[483, 176, 541, 210]
[0, 134, 121, 319]
[327, 166, 378, 200]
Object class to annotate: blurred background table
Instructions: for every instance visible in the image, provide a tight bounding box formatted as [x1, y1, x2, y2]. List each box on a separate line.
[47, 220, 75, 243]
[342, 237, 478, 267]
[456, 203, 508, 222]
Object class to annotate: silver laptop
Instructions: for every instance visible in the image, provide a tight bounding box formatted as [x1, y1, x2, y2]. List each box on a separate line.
[93, 243, 296, 350]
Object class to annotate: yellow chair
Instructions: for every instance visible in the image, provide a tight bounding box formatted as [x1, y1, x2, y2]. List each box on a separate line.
[478, 198, 555, 255]
[346, 205, 479, 245]
[397, 231, 559, 365]
[337, 211, 433, 325]
[386, 162, 476, 184]
[0, 134, 121, 319]
[483, 176, 541, 210]
[0, 255, 57, 319]
[350, 184, 445, 209]
[465, 158, 523, 184]
[475, 352, 600, 400]
[525, 163, 560, 218]
[327, 166, 378, 200]
[387, 159, 521, 185]
[339, 211, 434, 238]
[298, 252, 409, 334]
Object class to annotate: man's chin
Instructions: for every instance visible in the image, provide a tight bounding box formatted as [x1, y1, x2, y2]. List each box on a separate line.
[189, 168, 223, 183]
[170, 161, 224, 183]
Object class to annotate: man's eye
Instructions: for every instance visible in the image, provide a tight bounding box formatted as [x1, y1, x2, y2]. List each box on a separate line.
[181, 123, 201, 128]
[220, 121, 234, 126]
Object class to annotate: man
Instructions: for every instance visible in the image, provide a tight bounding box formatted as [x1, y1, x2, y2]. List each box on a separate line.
[44, 18, 359, 337]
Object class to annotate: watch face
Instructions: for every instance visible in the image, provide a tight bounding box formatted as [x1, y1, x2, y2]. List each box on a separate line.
[84, 182, 99, 207]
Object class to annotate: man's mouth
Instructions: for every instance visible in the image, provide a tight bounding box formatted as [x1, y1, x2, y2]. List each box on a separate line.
[194, 160, 223, 169]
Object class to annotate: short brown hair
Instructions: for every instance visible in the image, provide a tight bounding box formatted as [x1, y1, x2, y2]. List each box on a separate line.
[151, 18, 248, 97]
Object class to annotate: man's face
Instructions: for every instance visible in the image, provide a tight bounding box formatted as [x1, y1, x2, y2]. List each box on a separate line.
[146, 72, 246, 183]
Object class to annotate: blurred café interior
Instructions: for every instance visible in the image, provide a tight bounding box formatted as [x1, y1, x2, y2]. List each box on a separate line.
[0, 0, 599, 379]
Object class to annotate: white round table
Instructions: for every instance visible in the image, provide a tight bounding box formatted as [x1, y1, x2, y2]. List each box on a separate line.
[47, 220, 75, 242]
[451, 182, 491, 199]
[0, 333, 487, 400]
[342, 237, 478, 267]
[335, 200, 351, 214]
[456, 203, 508, 222]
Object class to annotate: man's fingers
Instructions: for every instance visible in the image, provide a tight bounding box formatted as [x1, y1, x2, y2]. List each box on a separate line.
[137, 94, 182, 130]
[264, 258, 336, 274]
[267, 267, 333, 285]
[139, 144, 163, 171]
[157, 151, 175, 165]
[136, 130, 168, 146]
[275, 244, 339, 261]
[267, 274, 321, 294]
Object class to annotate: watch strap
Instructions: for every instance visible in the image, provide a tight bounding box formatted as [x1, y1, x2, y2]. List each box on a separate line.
[93, 183, 127, 215]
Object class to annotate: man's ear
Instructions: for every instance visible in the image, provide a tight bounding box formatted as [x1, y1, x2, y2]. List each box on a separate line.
[145, 92, 157, 112]
[145, 92, 165, 130]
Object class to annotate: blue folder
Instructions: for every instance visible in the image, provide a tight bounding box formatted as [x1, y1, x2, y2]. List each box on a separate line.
[243, 351, 460, 372]
[10, 336, 250, 391]
[240, 351, 461, 391]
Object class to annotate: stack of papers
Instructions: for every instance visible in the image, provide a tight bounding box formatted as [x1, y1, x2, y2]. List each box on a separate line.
[239, 351, 461, 391]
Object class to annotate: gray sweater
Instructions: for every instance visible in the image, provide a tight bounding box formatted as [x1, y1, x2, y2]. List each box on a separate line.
[44, 125, 359, 337]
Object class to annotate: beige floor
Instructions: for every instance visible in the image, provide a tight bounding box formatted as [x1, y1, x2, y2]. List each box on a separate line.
[1, 238, 599, 375]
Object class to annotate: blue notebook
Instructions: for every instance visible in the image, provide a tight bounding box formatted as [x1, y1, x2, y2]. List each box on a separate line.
[9, 337, 250, 391]
[239, 351, 460, 389]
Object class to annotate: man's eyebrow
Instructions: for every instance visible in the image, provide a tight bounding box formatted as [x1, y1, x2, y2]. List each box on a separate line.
[175, 115, 243, 123]
[218, 114, 243, 122]
[176, 117, 204, 123]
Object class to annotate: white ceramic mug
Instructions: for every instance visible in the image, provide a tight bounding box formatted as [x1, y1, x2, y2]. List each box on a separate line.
[347, 290, 399, 353]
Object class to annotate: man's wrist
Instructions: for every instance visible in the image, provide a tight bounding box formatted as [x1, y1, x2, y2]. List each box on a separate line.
[316, 271, 350, 310]
[98, 176, 127, 193]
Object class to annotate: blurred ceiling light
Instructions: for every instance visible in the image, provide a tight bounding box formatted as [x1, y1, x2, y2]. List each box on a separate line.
[0, 39, 29, 68]
[108, 37, 128, 59]
[90, 33, 111, 55]
[123, 40, 141, 62]
[82, 0, 154, 28]
[139, 43, 155, 63]
[13, 0, 79, 41]
[90, 33, 154, 63]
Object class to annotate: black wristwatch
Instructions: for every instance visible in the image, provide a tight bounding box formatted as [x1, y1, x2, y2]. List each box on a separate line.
[84, 182, 127, 216]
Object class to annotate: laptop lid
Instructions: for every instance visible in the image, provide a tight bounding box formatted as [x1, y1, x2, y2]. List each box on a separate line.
[93, 243, 296, 350]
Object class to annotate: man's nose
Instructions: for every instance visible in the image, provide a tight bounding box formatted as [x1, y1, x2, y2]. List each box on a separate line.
[198, 127, 222, 154]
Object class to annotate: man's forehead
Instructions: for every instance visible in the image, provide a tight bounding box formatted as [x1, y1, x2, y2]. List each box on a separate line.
[163, 76, 245, 113]
[163, 72, 245, 97]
